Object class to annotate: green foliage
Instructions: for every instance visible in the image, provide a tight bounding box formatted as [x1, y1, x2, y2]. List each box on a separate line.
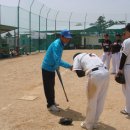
[91, 15, 126, 34]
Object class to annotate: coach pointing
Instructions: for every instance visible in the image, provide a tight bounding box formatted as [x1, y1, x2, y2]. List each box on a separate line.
[41, 29, 73, 112]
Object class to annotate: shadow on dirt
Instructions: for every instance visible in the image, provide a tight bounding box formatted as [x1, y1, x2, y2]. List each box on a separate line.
[50, 107, 85, 121]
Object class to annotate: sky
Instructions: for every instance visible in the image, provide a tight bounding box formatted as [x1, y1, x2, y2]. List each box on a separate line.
[0, 0, 129, 23]
[0, 0, 129, 14]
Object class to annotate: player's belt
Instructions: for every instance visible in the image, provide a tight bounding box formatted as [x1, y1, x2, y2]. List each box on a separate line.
[92, 66, 107, 72]
[92, 67, 99, 72]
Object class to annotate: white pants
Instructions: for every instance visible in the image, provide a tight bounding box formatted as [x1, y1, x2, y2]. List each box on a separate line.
[111, 52, 120, 73]
[122, 65, 130, 113]
[85, 67, 109, 130]
[101, 52, 111, 70]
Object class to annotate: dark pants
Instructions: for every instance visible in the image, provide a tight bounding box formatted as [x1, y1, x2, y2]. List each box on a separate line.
[42, 69, 55, 108]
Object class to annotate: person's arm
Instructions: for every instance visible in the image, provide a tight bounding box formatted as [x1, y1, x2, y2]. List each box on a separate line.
[52, 43, 62, 69]
[75, 70, 85, 77]
[60, 59, 72, 69]
[73, 56, 85, 77]
[118, 53, 127, 73]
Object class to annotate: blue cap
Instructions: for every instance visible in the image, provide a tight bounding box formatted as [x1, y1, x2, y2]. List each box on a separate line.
[60, 29, 72, 38]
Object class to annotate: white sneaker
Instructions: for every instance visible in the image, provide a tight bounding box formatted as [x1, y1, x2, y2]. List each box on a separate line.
[48, 105, 60, 112]
[80, 122, 93, 130]
[81, 122, 86, 129]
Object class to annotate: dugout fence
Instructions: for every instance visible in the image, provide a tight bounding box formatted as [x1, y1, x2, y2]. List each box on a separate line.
[0, 0, 129, 57]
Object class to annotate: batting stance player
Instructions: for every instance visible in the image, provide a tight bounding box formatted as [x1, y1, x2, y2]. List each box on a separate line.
[73, 53, 109, 130]
[118, 23, 130, 116]
[101, 34, 112, 70]
[111, 34, 122, 74]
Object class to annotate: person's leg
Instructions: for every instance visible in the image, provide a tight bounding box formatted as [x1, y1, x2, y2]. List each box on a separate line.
[101, 52, 106, 64]
[111, 54, 116, 73]
[94, 71, 109, 124]
[83, 76, 99, 130]
[123, 67, 130, 113]
[42, 69, 55, 108]
[106, 53, 111, 70]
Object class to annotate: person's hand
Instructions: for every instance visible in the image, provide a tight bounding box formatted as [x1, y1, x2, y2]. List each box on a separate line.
[115, 69, 123, 79]
[115, 69, 123, 80]
[69, 65, 73, 71]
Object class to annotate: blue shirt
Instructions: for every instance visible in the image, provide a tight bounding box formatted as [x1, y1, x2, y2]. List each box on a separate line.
[41, 38, 72, 72]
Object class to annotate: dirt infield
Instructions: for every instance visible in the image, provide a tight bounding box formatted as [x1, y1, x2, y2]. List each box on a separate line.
[0, 50, 130, 130]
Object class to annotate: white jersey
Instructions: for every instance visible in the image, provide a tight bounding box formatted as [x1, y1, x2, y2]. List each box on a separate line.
[122, 38, 130, 65]
[73, 53, 109, 129]
[73, 53, 104, 72]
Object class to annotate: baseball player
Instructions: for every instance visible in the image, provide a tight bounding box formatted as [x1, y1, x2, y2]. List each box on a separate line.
[111, 34, 122, 74]
[73, 52, 109, 130]
[101, 34, 112, 70]
[118, 23, 130, 116]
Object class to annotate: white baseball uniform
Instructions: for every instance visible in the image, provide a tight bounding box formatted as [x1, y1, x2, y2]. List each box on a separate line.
[121, 38, 130, 113]
[73, 53, 109, 130]
[111, 41, 122, 74]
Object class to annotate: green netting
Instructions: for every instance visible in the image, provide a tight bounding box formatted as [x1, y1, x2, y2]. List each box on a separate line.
[0, 1, 129, 57]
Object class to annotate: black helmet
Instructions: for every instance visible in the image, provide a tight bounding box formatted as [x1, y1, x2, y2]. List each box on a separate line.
[59, 117, 73, 125]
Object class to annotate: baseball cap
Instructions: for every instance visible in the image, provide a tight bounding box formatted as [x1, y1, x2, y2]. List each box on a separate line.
[60, 29, 72, 38]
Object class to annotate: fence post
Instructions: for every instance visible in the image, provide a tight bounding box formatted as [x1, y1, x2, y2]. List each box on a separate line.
[0, 4, 1, 25]
[0, 5, 1, 41]
[125, 13, 127, 25]
[29, 0, 35, 54]
[84, 13, 87, 49]
[55, 10, 59, 39]
[39, 4, 44, 52]
[17, 0, 21, 55]
[69, 12, 72, 31]
[46, 8, 51, 50]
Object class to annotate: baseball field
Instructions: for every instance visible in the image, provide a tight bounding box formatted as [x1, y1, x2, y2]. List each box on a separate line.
[0, 49, 130, 130]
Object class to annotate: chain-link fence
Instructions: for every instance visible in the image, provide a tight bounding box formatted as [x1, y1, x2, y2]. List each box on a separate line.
[0, 0, 129, 56]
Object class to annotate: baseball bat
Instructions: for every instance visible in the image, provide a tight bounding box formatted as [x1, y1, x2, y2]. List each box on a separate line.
[56, 69, 69, 102]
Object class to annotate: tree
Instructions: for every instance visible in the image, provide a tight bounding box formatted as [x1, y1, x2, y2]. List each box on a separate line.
[107, 19, 115, 27]
[95, 16, 107, 34]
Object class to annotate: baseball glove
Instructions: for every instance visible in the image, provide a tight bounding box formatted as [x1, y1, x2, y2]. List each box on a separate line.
[115, 73, 125, 84]
[59, 117, 73, 125]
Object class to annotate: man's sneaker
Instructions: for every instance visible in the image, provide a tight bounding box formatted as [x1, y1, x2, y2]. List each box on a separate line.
[81, 122, 86, 129]
[48, 105, 60, 112]
[80, 122, 92, 130]
[120, 109, 128, 115]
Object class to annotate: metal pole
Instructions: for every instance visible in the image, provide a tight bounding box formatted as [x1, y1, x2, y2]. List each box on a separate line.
[125, 13, 127, 25]
[0, 4, 1, 25]
[55, 10, 59, 39]
[29, 0, 35, 54]
[69, 12, 72, 31]
[84, 13, 87, 49]
[39, 4, 44, 52]
[0, 5, 1, 40]
[17, 0, 21, 55]
[46, 8, 51, 50]
[56, 69, 69, 102]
